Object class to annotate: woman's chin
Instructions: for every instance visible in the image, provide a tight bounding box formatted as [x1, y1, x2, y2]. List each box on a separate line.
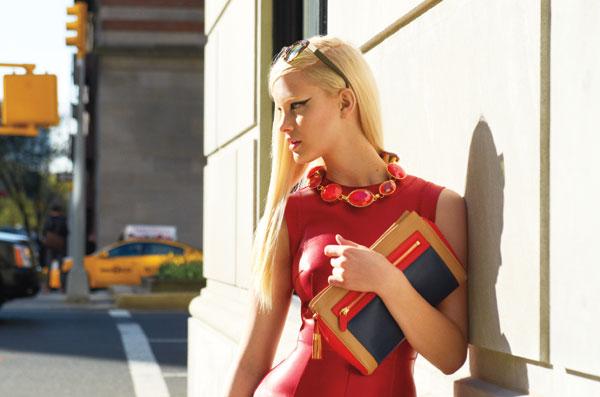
[291, 151, 315, 165]
[291, 151, 303, 163]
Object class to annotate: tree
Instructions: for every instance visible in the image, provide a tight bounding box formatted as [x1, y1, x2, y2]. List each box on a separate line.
[0, 128, 69, 237]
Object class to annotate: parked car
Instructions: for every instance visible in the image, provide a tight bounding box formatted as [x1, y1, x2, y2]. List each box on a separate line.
[0, 231, 40, 307]
[52, 239, 202, 289]
[0, 226, 41, 266]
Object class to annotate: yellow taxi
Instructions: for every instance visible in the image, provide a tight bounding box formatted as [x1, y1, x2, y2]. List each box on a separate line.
[51, 239, 202, 289]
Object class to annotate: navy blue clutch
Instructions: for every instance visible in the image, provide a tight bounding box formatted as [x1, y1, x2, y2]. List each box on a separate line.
[309, 210, 466, 375]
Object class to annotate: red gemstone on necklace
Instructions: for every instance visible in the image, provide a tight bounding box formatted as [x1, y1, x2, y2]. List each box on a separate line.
[321, 183, 343, 202]
[379, 179, 397, 196]
[387, 163, 407, 180]
[305, 163, 405, 207]
[347, 189, 374, 207]
[307, 166, 324, 188]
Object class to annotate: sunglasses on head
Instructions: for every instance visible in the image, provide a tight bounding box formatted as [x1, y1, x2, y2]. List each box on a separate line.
[272, 39, 351, 88]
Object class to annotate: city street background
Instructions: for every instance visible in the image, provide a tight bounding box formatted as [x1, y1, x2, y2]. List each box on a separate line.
[0, 291, 188, 397]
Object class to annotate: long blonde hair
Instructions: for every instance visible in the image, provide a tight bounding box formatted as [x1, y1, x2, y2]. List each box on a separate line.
[251, 36, 385, 310]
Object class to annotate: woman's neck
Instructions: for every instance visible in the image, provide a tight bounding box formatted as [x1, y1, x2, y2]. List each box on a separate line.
[321, 131, 388, 187]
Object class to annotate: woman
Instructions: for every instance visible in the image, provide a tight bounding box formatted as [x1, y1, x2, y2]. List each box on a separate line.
[225, 36, 468, 397]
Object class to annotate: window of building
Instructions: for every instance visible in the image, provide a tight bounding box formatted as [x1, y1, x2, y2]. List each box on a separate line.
[272, 0, 328, 59]
[303, 0, 327, 37]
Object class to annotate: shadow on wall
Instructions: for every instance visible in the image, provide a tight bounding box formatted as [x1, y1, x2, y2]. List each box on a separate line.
[463, 119, 529, 393]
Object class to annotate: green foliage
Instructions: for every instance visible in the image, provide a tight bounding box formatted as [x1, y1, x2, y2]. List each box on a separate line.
[0, 197, 23, 226]
[0, 129, 69, 235]
[157, 260, 205, 281]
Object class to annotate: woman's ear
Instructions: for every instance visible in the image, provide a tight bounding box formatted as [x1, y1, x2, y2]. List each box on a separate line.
[338, 88, 356, 117]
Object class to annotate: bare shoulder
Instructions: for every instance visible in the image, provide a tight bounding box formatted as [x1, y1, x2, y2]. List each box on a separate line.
[436, 188, 465, 218]
[435, 188, 467, 268]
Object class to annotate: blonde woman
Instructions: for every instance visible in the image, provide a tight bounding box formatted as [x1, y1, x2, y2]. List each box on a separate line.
[225, 36, 468, 397]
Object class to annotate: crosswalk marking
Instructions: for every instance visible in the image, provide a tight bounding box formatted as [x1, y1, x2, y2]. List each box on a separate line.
[108, 309, 131, 318]
[116, 323, 170, 397]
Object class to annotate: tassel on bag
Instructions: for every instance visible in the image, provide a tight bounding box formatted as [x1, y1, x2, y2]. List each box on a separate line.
[312, 314, 322, 359]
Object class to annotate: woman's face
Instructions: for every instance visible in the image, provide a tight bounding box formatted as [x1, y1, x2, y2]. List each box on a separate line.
[271, 70, 343, 164]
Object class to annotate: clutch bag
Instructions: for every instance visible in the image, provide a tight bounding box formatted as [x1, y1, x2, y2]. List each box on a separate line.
[308, 210, 466, 375]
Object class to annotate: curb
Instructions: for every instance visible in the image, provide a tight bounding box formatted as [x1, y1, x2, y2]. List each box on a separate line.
[114, 292, 198, 311]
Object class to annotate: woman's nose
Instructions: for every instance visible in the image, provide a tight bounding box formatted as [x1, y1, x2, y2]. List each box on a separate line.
[278, 112, 293, 133]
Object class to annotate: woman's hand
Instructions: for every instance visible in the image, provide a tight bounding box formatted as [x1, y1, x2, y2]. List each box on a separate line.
[323, 234, 394, 293]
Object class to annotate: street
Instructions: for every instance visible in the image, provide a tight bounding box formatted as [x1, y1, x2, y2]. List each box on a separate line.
[0, 291, 188, 397]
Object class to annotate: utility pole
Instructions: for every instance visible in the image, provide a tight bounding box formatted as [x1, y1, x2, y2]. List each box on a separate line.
[65, 1, 89, 301]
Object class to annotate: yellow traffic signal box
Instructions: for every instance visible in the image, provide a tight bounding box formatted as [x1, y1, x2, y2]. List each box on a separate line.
[2, 74, 59, 126]
[66, 2, 88, 59]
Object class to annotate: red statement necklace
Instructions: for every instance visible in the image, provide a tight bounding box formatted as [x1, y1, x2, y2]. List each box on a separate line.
[306, 163, 407, 208]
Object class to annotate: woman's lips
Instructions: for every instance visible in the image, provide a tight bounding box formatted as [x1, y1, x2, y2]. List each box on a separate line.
[288, 139, 301, 151]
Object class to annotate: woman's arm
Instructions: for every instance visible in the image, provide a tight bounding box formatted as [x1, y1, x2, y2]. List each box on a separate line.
[325, 188, 468, 374]
[379, 189, 468, 373]
[224, 220, 294, 396]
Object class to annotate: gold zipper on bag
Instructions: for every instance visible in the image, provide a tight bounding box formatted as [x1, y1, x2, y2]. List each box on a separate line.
[339, 240, 421, 317]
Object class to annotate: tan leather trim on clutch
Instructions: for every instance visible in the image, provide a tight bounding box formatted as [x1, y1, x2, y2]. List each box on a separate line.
[378, 211, 467, 284]
[309, 285, 379, 374]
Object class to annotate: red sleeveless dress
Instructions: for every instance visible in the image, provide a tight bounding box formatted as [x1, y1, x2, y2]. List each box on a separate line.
[254, 173, 445, 397]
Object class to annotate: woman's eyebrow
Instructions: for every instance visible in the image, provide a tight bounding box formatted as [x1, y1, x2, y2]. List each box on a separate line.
[274, 95, 303, 107]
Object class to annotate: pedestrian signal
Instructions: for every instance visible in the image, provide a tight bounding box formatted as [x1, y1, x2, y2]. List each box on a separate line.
[2, 74, 59, 127]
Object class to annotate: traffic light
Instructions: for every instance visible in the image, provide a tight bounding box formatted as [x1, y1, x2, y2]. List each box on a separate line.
[66, 2, 87, 59]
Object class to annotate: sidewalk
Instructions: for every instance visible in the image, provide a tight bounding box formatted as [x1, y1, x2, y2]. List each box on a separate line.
[110, 285, 198, 311]
[2, 289, 115, 311]
[3, 285, 199, 312]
